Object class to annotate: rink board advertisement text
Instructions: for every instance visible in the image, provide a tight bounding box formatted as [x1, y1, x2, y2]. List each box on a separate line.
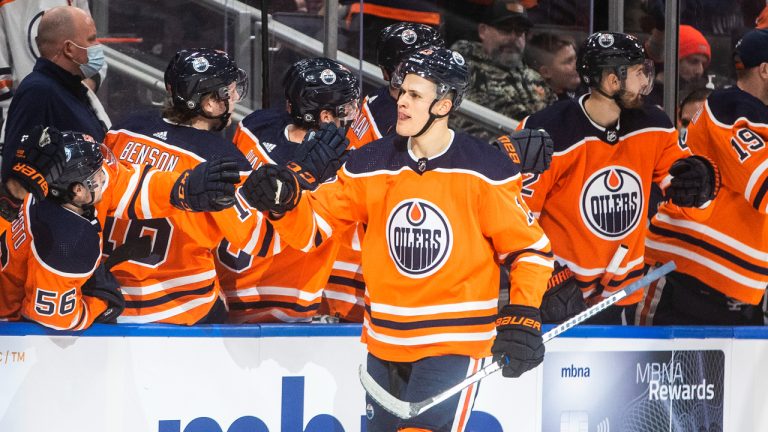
[0, 324, 765, 431]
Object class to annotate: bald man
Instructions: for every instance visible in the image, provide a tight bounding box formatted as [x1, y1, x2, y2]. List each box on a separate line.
[2, 5, 108, 177]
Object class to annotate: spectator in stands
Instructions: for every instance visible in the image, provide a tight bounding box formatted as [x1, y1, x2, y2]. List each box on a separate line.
[3, 5, 109, 178]
[524, 32, 583, 101]
[451, 0, 555, 141]
[645, 24, 729, 107]
[0, 1, 108, 149]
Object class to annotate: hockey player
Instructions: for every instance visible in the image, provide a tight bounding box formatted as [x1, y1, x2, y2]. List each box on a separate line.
[0, 126, 241, 330]
[347, 22, 444, 149]
[103, 48, 278, 325]
[105, 49, 346, 325]
[217, 57, 361, 323]
[241, 47, 553, 432]
[517, 32, 718, 325]
[640, 29, 768, 325]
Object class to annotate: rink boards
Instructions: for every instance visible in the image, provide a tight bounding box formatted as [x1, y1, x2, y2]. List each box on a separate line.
[0, 323, 765, 432]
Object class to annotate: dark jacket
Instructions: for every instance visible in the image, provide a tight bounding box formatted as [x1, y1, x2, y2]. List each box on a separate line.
[3, 58, 106, 176]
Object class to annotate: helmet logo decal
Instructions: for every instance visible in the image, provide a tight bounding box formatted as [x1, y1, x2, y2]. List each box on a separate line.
[598, 33, 615, 48]
[386, 199, 453, 278]
[320, 69, 337, 85]
[452, 51, 466, 66]
[401, 29, 418, 45]
[191, 57, 210, 73]
[580, 166, 643, 240]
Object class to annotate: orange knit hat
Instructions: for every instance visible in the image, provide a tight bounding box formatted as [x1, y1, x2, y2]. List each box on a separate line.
[679, 25, 711, 62]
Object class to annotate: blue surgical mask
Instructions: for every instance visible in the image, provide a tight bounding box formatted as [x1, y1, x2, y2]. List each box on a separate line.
[70, 41, 105, 78]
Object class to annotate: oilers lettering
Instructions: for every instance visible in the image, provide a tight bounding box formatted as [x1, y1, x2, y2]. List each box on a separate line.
[391, 226, 442, 264]
[589, 191, 639, 229]
[580, 167, 643, 240]
[119, 141, 180, 172]
[386, 199, 452, 278]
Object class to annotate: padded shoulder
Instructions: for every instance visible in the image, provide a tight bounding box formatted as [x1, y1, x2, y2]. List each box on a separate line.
[29, 199, 100, 275]
[706, 87, 768, 126]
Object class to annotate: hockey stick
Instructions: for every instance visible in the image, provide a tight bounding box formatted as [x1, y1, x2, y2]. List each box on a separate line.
[359, 260, 676, 420]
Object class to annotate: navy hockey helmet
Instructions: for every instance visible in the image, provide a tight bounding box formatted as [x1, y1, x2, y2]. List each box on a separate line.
[391, 46, 470, 111]
[577, 32, 654, 93]
[376, 22, 444, 76]
[165, 48, 248, 129]
[283, 57, 360, 128]
[48, 131, 113, 203]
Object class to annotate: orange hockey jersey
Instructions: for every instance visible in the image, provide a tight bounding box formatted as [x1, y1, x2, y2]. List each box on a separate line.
[645, 87, 768, 305]
[103, 112, 278, 325]
[269, 131, 553, 362]
[217, 110, 362, 322]
[0, 156, 187, 330]
[519, 95, 689, 305]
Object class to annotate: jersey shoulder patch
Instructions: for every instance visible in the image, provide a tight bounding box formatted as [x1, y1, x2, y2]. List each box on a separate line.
[29, 200, 100, 275]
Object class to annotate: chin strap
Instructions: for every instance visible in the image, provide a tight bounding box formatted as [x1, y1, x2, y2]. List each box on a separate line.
[198, 99, 231, 132]
[413, 99, 450, 138]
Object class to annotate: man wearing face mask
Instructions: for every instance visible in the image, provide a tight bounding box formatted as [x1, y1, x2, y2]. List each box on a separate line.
[3, 5, 108, 177]
[450, 0, 555, 141]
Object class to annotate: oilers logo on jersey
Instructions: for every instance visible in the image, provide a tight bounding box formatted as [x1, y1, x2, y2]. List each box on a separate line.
[580, 166, 643, 240]
[386, 199, 453, 278]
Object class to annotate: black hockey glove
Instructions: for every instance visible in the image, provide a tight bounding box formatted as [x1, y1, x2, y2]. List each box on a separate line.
[6, 125, 68, 200]
[491, 304, 545, 378]
[170, 157, 240, 212]
[666, 155, 720, 208]
[492, 128, 553, 174]
[240, 164, 301, 214]
[81, 263, 124, 323]
[104, 235, 153, 271]
[540, 264, 586, 324]
[289, 122, 349, 190]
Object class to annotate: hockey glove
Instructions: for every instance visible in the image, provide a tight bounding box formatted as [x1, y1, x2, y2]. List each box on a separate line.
[104, 235, 154, 271]
[666, 155, 720, 208]
[492, 128, 554, 174]
[6, 125, 68, 199]
[240, 164, 301, 214]
[289, 122, 349, 190]
[491, 304, 545, 378]
[540, 264, 586, 324]
[81, 263, 124, 323]
[170, 157, 240, 212]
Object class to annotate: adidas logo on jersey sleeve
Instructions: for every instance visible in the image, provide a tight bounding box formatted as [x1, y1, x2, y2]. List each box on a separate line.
[262, 142, 277, 152]
[153, 131, 168, 140]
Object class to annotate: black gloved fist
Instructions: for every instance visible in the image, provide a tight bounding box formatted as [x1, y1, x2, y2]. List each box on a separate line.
[492, 128, 553, 174]
[666, 155, 720, 208]
[491, 304, 545, 378]
[6, 125, 68, 199]
[240, 164, 301, 214]
[81, 263, 125, 323]
[171, 157, 241, 212]
[105, 235, 154, 270]
[541, 264, 586, 324]
[289, 122, 349, 190]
